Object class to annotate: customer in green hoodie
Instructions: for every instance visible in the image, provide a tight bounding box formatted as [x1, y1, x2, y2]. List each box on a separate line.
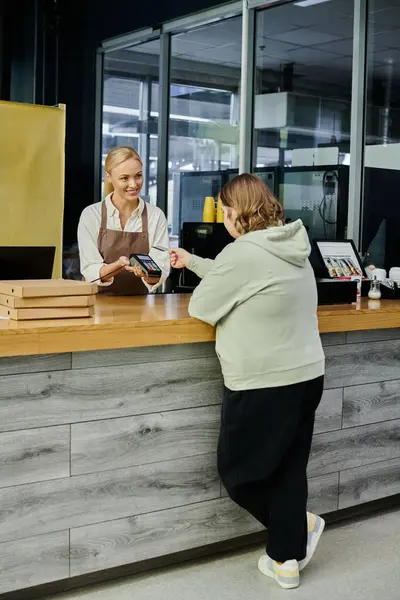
[170, 174, 326, 590]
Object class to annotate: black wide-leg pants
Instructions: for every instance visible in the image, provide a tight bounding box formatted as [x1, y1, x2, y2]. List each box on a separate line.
[217, 376, 324, 563]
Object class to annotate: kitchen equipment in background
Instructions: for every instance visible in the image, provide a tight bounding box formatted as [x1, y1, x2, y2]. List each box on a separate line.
[389, 267, 400, 282]
[279, 165, 349, 240]
[171, 171, 223, 236]
[373, 268, 387, 281]
[171, 222, 234, 291]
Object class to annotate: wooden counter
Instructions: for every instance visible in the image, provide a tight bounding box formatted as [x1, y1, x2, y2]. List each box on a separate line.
[0, 295, 399, 596]
[0, 294, 399, 358]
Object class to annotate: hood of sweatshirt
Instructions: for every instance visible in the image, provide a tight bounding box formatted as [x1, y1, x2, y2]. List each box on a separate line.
[236, 219, 311, 268]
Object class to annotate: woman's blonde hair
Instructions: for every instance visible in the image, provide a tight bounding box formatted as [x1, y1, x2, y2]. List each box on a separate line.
[104, 146, 143, 196]
[220, 173, 283, 235]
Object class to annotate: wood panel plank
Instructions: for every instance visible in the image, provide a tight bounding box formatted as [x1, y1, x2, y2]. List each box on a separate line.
[339, 457, 400, 509]
[314, 388, 343, 434]
[308, 473, 339, 514]
[72, 342, 216, 369]
[0, 531, 69, 594]
[346, 328, 400, 344]
[71, 406, 220, 476]
[0, 454, 220, 544]
[0, 357, 223, 433]
[343, 380, 400, 428]
[0, 425, 70, 488]
[308, 419, 400, 478]
[70, 498, 263, 577]
[324, 339, 400, 389]
[0, 353, 71, 376]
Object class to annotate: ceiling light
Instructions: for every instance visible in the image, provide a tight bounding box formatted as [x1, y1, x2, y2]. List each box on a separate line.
[295, 0, 332, 6]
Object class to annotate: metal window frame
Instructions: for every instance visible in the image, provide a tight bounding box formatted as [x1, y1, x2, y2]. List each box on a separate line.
[102, 27, 161, 53]
[138, 76, 152, 197]
[239, 0, 256, 173]
[163, 2, 242, 34]
[347, 0, 368, 248]
[156, 33, 171, 216]
[248, 0, 290, 9]
[93, 48, 105, 203]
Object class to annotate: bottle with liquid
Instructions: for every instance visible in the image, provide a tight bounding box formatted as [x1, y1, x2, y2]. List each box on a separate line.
[368, 277, 381, 300]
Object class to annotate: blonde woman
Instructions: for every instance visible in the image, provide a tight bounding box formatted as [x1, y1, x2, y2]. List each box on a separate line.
[78, 146, 169, 295]
[170, 174, 326, 590]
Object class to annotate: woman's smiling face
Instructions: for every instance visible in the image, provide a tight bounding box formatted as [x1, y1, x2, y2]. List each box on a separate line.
[107, 157, 143, 202]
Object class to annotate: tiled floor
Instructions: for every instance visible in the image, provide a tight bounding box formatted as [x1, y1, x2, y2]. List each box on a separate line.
[45, 508, 400, 600]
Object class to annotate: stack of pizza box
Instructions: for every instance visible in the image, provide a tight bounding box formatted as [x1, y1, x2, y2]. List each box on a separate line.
[0, 280, 98, 320]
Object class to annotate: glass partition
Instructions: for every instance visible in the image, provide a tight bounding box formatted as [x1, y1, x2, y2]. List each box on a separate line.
[252, 0, 354, 240]
[167, 17, 242, 240]
[102, 39, 160, 203]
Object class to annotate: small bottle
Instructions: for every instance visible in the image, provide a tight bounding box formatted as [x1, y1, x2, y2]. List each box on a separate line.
[368, 277, 381, 300]
[368, 298, 381, 310]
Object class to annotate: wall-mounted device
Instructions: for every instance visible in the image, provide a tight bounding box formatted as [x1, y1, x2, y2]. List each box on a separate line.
[279, 165, 348, 240]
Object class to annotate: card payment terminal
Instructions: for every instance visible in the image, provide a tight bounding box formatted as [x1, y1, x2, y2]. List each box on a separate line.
[129, 253, 162, 278]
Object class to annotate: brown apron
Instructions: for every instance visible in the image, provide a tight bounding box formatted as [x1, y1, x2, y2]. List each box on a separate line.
[97, 200, 150, 296]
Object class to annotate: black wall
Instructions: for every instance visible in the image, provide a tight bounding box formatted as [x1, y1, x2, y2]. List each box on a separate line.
[2, 0, 228, 246]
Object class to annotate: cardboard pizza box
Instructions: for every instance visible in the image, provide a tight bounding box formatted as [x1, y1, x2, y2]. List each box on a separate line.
[0, 280, 98, 298]
[0, 305, 95, 321]
[0, 294, 96, 309]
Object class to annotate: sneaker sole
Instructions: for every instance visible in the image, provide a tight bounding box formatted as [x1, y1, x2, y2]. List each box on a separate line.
[258, 560, 299, 590]
[299, 517, 325, 571]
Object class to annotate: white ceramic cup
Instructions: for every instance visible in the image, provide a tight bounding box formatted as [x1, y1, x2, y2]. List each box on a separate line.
[389, 267, 400, 282]
[374, 268, 387, 281]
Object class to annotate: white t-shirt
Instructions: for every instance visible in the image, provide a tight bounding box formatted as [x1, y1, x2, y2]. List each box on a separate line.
[77, 194, 170, 293]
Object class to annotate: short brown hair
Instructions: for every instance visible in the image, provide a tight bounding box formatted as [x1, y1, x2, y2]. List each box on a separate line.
[220, 173, 283, 235]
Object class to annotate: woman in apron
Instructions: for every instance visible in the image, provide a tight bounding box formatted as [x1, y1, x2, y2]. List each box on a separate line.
[78, 146, 169, 295]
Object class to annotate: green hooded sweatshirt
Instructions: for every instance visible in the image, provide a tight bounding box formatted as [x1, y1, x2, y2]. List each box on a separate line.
[188, 219, 325, 391]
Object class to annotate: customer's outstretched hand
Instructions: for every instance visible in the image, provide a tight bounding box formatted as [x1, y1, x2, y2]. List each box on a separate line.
[170, 248, 191, 269]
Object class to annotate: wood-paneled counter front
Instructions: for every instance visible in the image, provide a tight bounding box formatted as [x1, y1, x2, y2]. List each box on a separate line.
[0, 295, 399, 597]
[0, 294, 399, 357]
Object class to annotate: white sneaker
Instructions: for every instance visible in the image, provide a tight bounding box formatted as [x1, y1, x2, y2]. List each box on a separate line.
[258, 555, 299, 589]
[299, 512, 325, 571]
